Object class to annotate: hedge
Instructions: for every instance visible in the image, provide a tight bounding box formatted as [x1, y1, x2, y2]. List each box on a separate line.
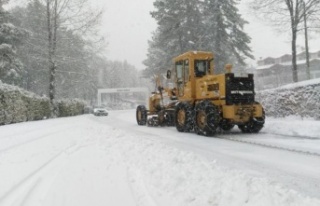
[0, 81, 85, 125]
[256, 79, 320, 120]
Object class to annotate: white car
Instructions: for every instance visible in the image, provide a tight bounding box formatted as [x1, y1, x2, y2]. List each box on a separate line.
[93, 108, 108, 116]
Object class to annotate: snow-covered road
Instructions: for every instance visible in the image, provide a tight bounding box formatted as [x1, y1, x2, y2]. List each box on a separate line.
[0, 110, 320, 206]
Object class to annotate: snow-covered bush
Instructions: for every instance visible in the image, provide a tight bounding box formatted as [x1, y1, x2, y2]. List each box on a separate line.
[56, 99, 85, 117]
[256, 79, 320, 120]
[23, 95, 51, 121]
[0, 81, 85, 125]
[0, 82, 50, 125]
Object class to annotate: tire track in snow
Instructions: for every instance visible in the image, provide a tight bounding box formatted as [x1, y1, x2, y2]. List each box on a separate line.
[0, 144, 80, 206]
[259, 131, 319, 140]
[0, 126, 75, 154]
[217, 136, 320, 157]
[104, 110, 320, 157]
[0, 121, 71, 140]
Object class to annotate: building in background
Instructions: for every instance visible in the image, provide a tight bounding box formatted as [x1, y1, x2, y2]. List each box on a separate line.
[255, 50, 320, 90]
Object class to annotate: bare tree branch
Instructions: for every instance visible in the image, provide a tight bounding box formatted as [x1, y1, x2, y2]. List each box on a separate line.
[249, 0, 320, 82]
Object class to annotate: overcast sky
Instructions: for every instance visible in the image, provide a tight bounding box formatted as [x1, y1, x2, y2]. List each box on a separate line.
[99, 0, 156, 70]
[99, 0, 320, 70]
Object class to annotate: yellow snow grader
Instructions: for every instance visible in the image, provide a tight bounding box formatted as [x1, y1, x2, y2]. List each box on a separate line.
[136, 51, 265, 136]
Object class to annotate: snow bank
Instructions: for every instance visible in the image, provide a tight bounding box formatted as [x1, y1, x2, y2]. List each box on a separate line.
[264, 116, 320, 138]
[256, 78, 320, 119]
[103, 127, 320, 206]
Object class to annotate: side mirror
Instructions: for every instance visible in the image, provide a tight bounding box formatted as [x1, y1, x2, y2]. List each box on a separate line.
[166, 70, 171, 79]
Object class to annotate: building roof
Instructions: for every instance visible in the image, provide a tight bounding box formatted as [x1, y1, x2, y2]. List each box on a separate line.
[256, 50, 320, 70]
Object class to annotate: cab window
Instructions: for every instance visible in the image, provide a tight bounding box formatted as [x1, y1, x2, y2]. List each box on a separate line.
[184, 59, 189, 82]
[195, 60, 210, 77]
[176, 61, 183, 81]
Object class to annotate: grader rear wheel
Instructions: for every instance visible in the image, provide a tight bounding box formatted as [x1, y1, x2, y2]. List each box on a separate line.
[196, 110, 207, 131]
[194, 100, 220, 136]
[219, 119, 235, 131]
[238, 108, 265, 133]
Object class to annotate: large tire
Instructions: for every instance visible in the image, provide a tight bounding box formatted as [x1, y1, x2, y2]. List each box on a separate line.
[219, 119, 235, 131]
[136, 105, 147, 125]
[175, 102, 193, 132]
[157, 110, 166, 126]
[238, 108, 265, 133]
[194, 100, 220, 136]
[165, 111, 175, 126]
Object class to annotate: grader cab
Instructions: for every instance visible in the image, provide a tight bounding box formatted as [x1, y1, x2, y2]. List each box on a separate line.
[136, 51, 265, 136]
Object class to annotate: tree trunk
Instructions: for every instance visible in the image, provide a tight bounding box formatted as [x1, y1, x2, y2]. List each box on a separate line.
[303, 1, 311, 80]
[291, 26, 298, 82]
[49, 63, 56, 103]
[214, 3, 222, 74]
[286, 0, 299, 83]
[47, 0, 58, 116]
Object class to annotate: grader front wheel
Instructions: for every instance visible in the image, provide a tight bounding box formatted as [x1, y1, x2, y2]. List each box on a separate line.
[136, 105, 147, 125]
[175, 102, 193, 132]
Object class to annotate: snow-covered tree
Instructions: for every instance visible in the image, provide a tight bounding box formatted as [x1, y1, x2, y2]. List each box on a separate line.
[202, 0, 254, 73]
[14, 0, 103, 116]
[144, 0, 204, 76]
[11, 1, 49, 94]
[144, 0, 253, 77]
[11, 0, 105, 104]
[93, 58, 141, 90]
[0, 0, 27, 85]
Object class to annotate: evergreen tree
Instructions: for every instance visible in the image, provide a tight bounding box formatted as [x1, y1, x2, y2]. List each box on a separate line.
[144, 0, 253, 76]
[143, 31, 169, 77]
[144, 0, 205, 76]
[202, 0, 253, 73]
[11, 1, 49, 94]
[0, 0, 27, 85]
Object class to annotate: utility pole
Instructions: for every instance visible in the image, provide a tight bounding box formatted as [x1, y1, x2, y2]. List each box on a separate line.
[303, 0, 311, 80]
